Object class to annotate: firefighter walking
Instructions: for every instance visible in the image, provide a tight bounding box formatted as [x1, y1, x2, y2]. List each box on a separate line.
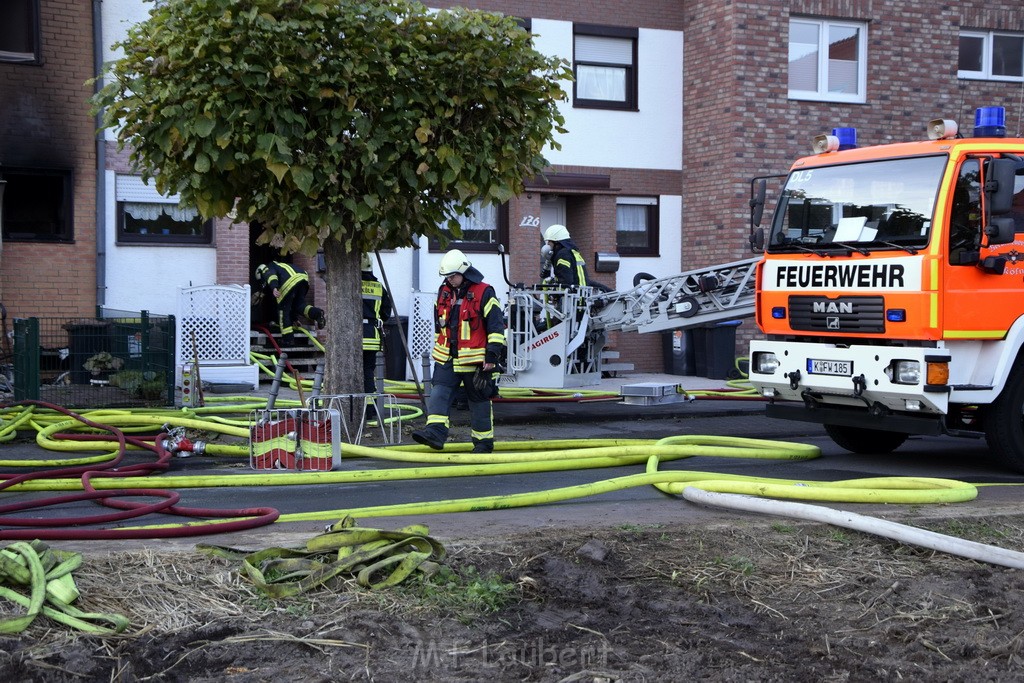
[411, 249, 506, 453]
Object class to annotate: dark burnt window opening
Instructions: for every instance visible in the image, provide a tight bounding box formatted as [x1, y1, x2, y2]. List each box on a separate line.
[0, 0, 41, 64]
[1, 168, 73, 242]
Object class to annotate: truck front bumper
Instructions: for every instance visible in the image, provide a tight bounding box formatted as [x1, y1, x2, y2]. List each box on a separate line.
[748, 340, 951, 416]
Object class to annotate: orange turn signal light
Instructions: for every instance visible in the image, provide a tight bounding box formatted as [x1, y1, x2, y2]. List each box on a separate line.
[926, 362, 949, 385]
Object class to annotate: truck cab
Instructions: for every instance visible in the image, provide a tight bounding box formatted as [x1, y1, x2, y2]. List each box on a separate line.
[748, 107, 1024, 471]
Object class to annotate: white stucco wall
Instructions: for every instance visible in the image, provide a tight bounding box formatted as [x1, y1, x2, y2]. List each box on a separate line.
[97, 5, 684, 321]
[101, 171, 219, 315]
[99, 2, 220, 315]
[533, 20, 683, 171]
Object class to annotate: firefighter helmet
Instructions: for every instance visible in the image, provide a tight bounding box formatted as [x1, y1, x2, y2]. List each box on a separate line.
[543, 224, 570, 242]
[439, 249, 472, 276]
[361, 253, 372, 271]
[254, 263, 269, 283]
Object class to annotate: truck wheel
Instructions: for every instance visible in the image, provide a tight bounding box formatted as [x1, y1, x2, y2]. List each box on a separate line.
[983, 360, 1024, 473]
[824, 424, 908, 454]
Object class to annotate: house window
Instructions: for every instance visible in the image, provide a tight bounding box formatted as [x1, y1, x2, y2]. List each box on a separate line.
[0, 168, 73, 242]
[0, 0, 40, 64]
[115, 175, 212, 245]
[616, 197, 659, 256]
[573, 24, 638, 111]
[788, 18, 867, 103]
[117, 203, 213, 244]
[959, 30, 1024, 81]
[431, 199, 509, 253]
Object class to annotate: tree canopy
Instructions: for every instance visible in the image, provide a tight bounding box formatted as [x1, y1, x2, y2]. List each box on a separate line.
[92, 0, 570, 256]
[92, 0, 570, 394]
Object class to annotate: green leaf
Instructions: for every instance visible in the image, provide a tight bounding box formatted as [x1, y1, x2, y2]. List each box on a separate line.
[266, 162, 289, 183]
[193, 153, 211, 173]
[291, 165, 314, 194]
[194, 117, 216, 138]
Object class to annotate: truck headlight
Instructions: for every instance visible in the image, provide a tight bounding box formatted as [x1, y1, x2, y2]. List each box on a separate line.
[893, 360, 921, 384]
[753, 352, 780, 375]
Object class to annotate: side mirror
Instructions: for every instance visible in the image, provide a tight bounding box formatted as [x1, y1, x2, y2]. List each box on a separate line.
[749, 227, 765, 252]
[985, 216, 1016, 246]
[986, 158, 1018, 215]
[750, 179, 767, 227]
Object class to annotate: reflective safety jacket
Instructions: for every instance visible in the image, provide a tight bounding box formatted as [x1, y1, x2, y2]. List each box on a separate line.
[261, 262, 309, 303]
[361, 274, 392, 352]
[431, 280, 506, 370]
[551, 242, 590, 287]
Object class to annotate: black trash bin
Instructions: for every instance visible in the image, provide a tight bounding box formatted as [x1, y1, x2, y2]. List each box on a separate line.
[662, 328, 696, 376]
[700, 320, 742, 380]
[64, 320, 113, 384]
[383, 316, 409, 380]
[110, 318, 172, 373]
[691, 327, 708, 377]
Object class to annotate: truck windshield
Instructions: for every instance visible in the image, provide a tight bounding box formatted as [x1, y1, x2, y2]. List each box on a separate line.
[768, 155, 946, 254]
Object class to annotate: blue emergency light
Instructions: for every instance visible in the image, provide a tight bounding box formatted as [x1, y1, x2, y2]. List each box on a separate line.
[974, 106, 1006, 138]
[832, 127, 857, 150]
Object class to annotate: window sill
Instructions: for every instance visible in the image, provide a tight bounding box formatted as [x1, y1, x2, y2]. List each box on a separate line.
[787, 92, 866, 105]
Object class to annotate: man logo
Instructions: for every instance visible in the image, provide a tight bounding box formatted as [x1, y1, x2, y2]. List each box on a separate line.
[813, 301, 854, 314]
[827, 317, 840, 330]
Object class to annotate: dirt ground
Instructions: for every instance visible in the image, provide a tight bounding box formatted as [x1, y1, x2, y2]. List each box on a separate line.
[3, 512, 1024, 682]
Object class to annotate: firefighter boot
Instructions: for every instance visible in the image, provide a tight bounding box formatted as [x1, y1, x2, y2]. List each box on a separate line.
[411, 425, 446, 451]
[471, 438, 494, 454]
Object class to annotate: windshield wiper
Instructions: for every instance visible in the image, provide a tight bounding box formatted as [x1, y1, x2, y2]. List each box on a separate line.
[773, 242, 828, 256]
[830, 242, 870, 256]
[864, 240, 919, 255]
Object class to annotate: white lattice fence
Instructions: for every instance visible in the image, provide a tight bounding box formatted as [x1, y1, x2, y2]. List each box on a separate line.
[176, 284, 259, 393]
[406, 291, 438, 381]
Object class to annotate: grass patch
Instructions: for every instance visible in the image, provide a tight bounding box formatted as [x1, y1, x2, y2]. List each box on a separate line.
[398, 565, 518, 623]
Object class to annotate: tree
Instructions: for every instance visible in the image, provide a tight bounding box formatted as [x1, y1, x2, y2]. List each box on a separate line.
[92, 0, 569, 393]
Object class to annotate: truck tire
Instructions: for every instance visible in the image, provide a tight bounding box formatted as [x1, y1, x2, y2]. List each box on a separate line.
[824, 424, 908, 454]
[983, 359, 1024, 473]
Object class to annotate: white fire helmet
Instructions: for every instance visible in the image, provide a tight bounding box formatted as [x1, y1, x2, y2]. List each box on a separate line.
[438, 249, 472, 276]
[543, 224, 570, 242]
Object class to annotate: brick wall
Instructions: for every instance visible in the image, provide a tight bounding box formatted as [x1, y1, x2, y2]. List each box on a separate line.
[215, 219, 251, 286]
[683, 0, 1024, 361]
[683, 0, 1024, 269]
[428, 0, 684, 29]
[0, 0, 97, 320]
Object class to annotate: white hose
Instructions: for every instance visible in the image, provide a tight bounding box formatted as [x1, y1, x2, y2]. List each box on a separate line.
[682, 487, 1024, 570]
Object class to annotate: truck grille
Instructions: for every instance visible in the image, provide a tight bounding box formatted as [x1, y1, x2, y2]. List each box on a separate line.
[787, 295, 886, 333]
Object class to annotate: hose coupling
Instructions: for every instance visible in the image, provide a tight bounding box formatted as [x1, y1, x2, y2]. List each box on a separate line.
[162, 427, 207, 458]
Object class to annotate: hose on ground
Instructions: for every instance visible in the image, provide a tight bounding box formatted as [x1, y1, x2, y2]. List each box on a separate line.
[3, 400, 1023, 576]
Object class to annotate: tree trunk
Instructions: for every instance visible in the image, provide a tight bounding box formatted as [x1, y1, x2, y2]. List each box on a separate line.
[322, 241, 363, 395]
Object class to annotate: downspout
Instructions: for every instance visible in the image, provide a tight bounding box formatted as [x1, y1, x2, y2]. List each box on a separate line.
[93, 0, 107, 310]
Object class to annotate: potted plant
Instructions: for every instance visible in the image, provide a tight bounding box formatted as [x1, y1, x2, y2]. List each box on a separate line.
[83, 352, 125, 384]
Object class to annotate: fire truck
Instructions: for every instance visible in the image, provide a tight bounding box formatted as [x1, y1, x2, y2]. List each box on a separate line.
[746, 106, 1024, 471]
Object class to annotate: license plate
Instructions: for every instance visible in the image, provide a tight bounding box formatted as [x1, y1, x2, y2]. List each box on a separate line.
[807, 359, 853, 376]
